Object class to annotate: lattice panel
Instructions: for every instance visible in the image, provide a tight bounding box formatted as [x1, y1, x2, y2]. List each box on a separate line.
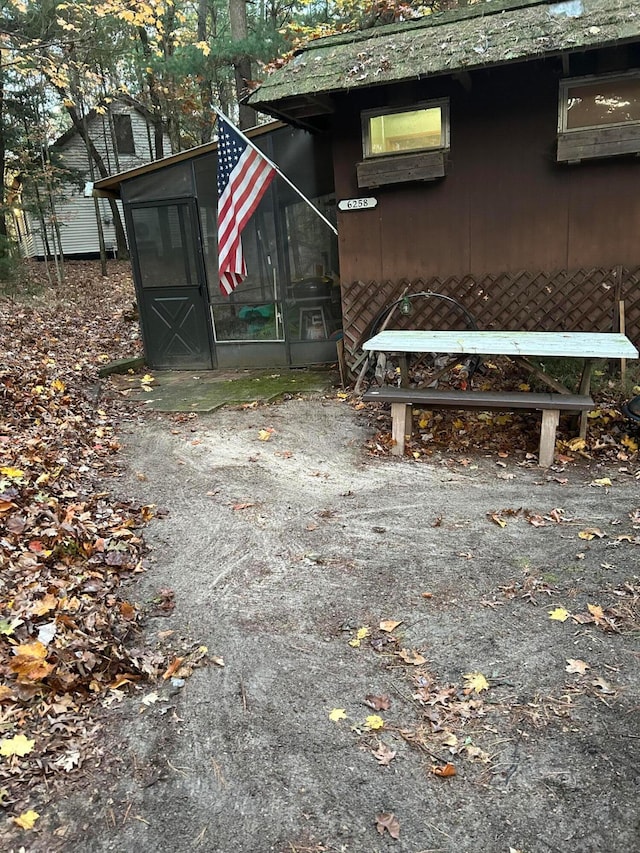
[341, 267, 640, 369]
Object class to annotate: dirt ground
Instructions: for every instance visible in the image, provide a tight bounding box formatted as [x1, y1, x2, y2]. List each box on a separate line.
[32, 397, 639, 853]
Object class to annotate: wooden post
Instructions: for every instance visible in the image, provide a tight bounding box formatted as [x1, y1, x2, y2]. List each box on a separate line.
[578, 359, 594, 440]
[391, 402, 411, 455]
[539, 409, 560, 468]
[336, 337, 346, 388]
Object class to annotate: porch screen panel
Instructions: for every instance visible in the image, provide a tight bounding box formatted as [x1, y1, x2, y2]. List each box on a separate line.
[131, 205, 198, 289]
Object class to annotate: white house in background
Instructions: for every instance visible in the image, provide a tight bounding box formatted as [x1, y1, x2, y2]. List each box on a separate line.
[13, 96, 172, 259]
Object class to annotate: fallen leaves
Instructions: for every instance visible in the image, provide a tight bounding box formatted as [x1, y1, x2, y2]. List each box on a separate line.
[13, 809, 40, 830]
[566, 659, 590, 675]
[462, 672, 489, 694]
[364, 694, 391, 711]
[578, 527, 606, 540]
[0, 263, 205, 825]
[549, 607, 570, 622]
[372, 742, 396, 766]
[431, 762, 456, 778]
[375, 812, 400, 839]
[396, 648, 427, 666]
[328, 708, 347, 722]
[0, 734, 35, 758]
[591, 676, 616, 695]
[364, 714, 385, 731]
[348, 626, 370, 648]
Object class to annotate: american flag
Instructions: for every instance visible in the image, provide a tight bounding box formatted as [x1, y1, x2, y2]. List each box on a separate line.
[217, 115, 275, 296]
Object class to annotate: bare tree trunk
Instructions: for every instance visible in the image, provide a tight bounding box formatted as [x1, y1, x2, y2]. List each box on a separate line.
[137, 27, 165, 158]
[39, 137, 64, 283]
[198, 0, 215, 143]
[228, 0, 256, 129]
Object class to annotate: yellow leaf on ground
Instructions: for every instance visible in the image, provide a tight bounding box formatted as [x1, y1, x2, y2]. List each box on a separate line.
[258, 428, 275, 441]
[578, 527, 605, 540]
[364, 714, 385, 730]
[622, 435, 638, 451]
[51, 378, 65, 392]
[591, 477, 612, 488]
[0, 467, 24, 480]
[14, 641, 47, 659]
[329, 708, 347, 722]
[140, 373, 155, 384]
[0, 734, 35, 757]
[30, 594, 58, 617]
[549, 607, 570, 622]
[566, 437, 586, 451]
[13, 810, 39, 830]
[463, 671, 489, 693]
[348, 625, 370, 648]
[379, 619, 402, 633]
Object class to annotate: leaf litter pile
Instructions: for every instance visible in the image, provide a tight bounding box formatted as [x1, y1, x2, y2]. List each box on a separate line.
[0, 263, 203, 836]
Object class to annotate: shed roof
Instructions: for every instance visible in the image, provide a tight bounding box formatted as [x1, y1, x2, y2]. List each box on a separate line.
[93, 120, 285, 198]
[249, 0, 640, 121]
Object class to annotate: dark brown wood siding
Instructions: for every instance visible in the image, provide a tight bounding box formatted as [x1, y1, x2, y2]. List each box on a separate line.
[331, 61, 640, 284]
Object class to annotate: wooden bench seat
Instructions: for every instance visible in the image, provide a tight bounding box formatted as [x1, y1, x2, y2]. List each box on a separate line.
[362, 387, 594, 466]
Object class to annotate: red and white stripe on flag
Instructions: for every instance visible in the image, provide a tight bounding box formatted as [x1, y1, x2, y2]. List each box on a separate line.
[217, 116, 275, 296]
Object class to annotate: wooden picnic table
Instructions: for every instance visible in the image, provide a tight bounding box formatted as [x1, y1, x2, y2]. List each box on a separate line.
[361, 330, 639, 463]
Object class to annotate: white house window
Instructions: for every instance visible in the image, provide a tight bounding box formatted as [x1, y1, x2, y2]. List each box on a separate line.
[362, 101, 449, 158]
[557, 72, 640, 163]
[114, 114, 135, 156]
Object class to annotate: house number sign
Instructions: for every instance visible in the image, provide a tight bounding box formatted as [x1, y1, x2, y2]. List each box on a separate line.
[338, 197, 377, 211]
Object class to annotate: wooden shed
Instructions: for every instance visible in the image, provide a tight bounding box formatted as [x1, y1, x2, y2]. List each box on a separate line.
[249, 0, 640, 366]
[94, 122, 339, 370]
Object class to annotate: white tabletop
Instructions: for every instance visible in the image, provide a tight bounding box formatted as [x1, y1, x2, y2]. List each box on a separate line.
[363, 330, 639, 359]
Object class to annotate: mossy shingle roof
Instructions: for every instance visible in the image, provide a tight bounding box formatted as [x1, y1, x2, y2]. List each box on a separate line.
[250, 0, 640, 111]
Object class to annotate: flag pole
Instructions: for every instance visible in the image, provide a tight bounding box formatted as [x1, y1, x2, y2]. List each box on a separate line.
[213, 106, 338, 236]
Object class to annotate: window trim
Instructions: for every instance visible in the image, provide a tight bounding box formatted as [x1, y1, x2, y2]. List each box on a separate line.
[558, 70, 640, 134]
[361, 99, 450, 159]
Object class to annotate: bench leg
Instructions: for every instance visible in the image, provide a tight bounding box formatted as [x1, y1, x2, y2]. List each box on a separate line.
[391, 403, 412, 456]
[539, 409, 559, 467]
[578, 358, 595, 440]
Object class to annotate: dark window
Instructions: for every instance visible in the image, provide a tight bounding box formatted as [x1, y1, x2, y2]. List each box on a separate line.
[557, 71, 640, 163]
[113, 113, 135, 155]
